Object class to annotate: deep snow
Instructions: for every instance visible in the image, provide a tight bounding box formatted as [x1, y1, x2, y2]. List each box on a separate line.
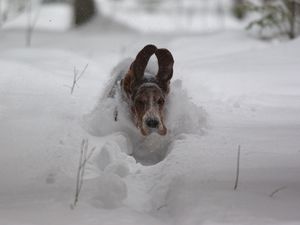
[0, 23, 300, 225]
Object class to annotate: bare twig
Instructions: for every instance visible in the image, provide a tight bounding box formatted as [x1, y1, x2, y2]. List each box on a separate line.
[72, 139, 85, 208]
[76, 63, 89, 81]
[234, 145, 241, 191]
[26, 0, 40, 47]
[71, 138, 96, 209]
[0, 0, 3, 27]
[70, 64, 89, 95]
[269, 186, 287, 198]
[157, 204, 167, 211]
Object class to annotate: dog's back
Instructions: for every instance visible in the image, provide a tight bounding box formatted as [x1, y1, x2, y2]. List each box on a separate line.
[101, 58, 132, 100]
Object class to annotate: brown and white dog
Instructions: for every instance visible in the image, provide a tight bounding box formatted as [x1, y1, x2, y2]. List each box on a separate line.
[88, 44, 203, 164]
[119, 44, 174, 136]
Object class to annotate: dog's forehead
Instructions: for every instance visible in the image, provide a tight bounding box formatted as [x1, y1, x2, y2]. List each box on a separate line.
[135, 83, 163, 98]
[142, 74, 157, 83]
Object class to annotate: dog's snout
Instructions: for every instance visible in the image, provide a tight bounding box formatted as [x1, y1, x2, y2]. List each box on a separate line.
[146, 118, 159, 128]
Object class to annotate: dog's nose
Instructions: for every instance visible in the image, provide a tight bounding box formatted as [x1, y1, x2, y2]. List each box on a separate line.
[146, 118, 159, 128]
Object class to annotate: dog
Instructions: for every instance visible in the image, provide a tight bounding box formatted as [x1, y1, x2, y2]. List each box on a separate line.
[86, 44, 206, 164]
[109, 44, 174, 137]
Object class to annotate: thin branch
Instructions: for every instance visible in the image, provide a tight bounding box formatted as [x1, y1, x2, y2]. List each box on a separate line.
[72, 139, 85, 208]
[78, 139, 88, 196]
[70, 67, 78, 95]
[234, 145, 241, 191]
[71, 138, 96, 209]
[70, 64, 89, 95]
[157, 204, 167, 211]
[86, 147, 96, 161]
[76, 63, 89, 82]
[269, 186, 287, 198]
[26, 0, 40, 47]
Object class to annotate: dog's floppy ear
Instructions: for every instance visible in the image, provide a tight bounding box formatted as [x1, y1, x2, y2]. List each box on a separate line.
[131, 44, 157, 80]
[122, 69, 134, 97]
[155, 48, 174, 92]
[123, 44, 157, 96]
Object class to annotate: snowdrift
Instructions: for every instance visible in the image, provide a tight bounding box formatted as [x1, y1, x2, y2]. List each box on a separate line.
[0, 30, 300, 225]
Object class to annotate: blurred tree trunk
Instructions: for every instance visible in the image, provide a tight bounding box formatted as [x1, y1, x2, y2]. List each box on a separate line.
[284, 0, 298, 39]
[232, 0, 246, 19]
[74, 0, 96, 26]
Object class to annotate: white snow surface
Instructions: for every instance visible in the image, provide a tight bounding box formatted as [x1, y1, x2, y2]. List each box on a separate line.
[0, 27, 300, 225]
[2, 3, 73, 31]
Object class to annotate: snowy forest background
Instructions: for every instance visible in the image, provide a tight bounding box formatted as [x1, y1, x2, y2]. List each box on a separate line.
[0, 0, 300, 225]
[1, 0, 299, 38]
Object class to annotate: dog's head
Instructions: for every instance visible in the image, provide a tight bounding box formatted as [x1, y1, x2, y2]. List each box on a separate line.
[122, 44, 174, 136]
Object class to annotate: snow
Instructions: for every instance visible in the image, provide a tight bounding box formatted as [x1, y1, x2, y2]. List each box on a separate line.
[1, 12, 300, 225]
[2, 3, 73, 31]
[97, 0, 243, 32]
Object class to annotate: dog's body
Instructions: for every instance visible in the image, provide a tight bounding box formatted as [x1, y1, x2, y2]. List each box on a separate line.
[86, 45, 175, 164]
[107, 44, 174, 137]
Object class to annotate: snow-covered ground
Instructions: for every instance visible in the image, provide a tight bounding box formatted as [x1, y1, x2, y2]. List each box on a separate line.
[0, 19, 300, 225]
[1, 3, 73, 31]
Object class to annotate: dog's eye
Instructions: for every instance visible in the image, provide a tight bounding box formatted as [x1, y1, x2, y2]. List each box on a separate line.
[157, 98, 164, 105]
